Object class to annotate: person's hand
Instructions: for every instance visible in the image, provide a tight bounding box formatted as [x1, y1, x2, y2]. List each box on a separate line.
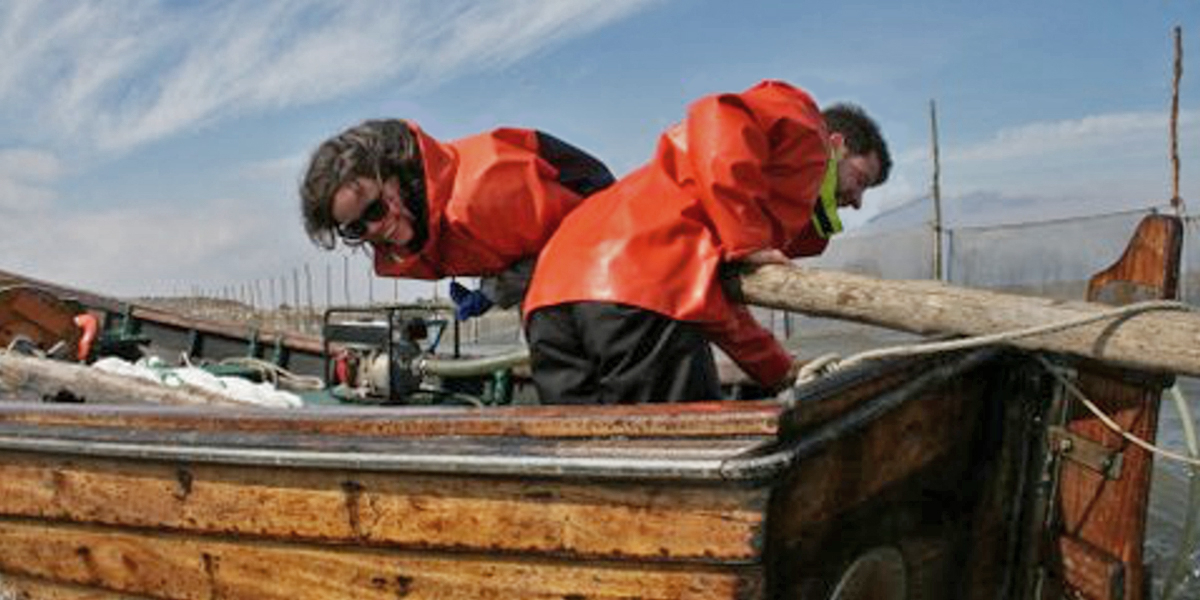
[741, 248, 790, 265]
[766, 359, 802, 397]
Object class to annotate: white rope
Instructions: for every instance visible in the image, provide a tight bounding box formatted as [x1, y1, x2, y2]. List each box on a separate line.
[795, 299, 1192, 384]
[179, 352, 324, 392]
[217, 356, 326, 392]
[1036, 355, 1200, 469]
[1162, 382, 1200, 600]
[792, 299, 1200, 469]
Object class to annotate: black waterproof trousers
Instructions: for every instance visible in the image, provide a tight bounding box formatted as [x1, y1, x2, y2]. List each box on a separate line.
[526, 302, 722, 404]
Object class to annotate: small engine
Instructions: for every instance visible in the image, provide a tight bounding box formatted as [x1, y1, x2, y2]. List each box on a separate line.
[322, 305, 447, 404]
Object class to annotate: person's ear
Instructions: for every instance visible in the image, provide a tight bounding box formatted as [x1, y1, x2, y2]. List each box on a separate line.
[829, 133, 847, 160]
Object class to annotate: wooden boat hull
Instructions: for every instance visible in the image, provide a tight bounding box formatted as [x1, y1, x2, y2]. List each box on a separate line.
[0, 347, 1043, 599]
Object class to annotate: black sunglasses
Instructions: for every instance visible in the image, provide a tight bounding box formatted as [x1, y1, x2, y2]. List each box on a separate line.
[336, 196, 388, 243]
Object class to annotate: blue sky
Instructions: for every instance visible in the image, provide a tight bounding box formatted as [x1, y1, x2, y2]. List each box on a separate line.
[0, 0, 1196, 302]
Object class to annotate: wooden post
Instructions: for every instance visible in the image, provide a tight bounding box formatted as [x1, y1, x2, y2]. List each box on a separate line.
[305, 264, 313, 311]
[930, 99, 945, 281]
[1170, 26, 1184, 215]
[342, 256, 350, 306]
[367, 262, 375, 306]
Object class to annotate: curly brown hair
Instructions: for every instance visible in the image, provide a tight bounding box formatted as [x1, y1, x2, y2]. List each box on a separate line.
[299, 119, 423, 250]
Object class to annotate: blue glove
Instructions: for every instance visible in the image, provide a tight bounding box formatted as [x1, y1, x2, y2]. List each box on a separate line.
[449, 281, 494, 321]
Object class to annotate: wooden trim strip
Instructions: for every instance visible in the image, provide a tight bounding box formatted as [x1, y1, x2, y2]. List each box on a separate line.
[0, 453, 766, 562]
[0, 521, 763, 600]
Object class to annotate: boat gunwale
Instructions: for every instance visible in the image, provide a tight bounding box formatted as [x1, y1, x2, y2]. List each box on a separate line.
[0, 349, 998, 483]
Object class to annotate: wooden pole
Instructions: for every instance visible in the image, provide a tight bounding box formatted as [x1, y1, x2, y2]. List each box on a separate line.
[342, 256, 351, 305]
[1170, 26, 1183, 214]
[929, 99, 945, 281]
[367, 263, 374, 306]
[304, 264, 313, 311]
[0, 353, 242, 407]
[729, 261, 1200, 378]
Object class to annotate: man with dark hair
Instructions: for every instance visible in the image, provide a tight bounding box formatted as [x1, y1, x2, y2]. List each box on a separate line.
[524, 80, 891, 404]
[300, 120, 614, 310]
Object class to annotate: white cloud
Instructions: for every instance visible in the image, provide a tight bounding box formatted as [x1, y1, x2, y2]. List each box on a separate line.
[240, 154, 306, 184]
[0, 148, 63, 211]
[0, 192, 437, 302]
[875, 109, 1199, 216]
[951, 110, 1194, 164]
[0, 0, 661, 154]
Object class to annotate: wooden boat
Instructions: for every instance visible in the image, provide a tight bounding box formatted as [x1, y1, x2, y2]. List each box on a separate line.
[0, 268, 328, 383]
[0, 214, 1182, 599]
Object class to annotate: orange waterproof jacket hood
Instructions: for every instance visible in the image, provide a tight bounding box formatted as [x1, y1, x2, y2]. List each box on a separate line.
[524, 80, 833, 388]
[372, 124, 611, 279]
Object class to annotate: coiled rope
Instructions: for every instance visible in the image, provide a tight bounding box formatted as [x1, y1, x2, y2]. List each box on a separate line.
[214, 356, 326, 392]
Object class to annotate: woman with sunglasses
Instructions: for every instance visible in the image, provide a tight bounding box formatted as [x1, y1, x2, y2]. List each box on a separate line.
[299, 119, 613, 306]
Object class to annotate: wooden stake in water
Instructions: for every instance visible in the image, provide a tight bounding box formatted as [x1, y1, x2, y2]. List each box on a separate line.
[929, 99, 944, 281]
[1170, 26, 1184, 215]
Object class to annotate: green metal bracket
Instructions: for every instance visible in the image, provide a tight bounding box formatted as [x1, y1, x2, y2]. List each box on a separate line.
[484, 369, 513, 405]
[246, 328, 260, 358]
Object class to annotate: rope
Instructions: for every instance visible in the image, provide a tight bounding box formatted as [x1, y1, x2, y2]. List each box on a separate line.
[792, 299, 1200, 469]
[217, 356, 326, 392]
[1162, 382, 1200, 600]
[1036, 355, 1200, 468]
[795, 299, 1192, 384]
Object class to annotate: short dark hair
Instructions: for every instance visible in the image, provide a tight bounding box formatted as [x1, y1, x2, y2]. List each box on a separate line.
[299, 119, 423, 250]
[822, 103, 891, 186]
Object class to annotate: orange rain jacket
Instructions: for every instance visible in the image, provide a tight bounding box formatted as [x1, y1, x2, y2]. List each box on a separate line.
[524, 80, 834, 389]
[372, 124, 612, 279]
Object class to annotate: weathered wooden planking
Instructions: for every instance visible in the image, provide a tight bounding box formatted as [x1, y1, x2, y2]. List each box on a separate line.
[764, 367, 991, 598]
[781, 357, 930, 434]
[0, 400, 783, 439]
[1057, 535, 1125, 600]
[772, 375, 983, 539]
[0, 521, 762, 600]
[0, 451, 767, 562]
[0, 287, 82, 352]
[1, 573, 153, 599]
[1057, 214, 1182, 600]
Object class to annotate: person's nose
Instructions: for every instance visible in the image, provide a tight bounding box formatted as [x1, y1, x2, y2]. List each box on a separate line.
[364, 205, 391, 239]
[842, 190, 862, 210]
